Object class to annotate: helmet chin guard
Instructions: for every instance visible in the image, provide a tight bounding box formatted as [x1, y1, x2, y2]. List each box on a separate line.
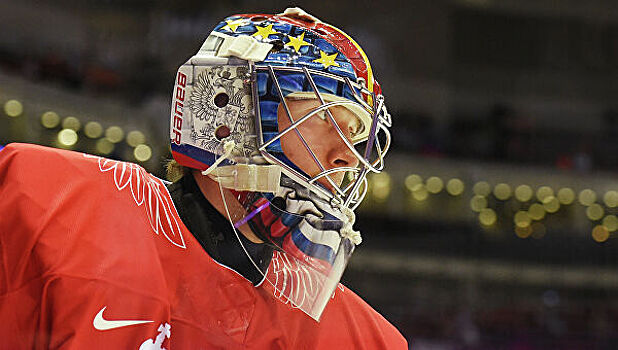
[169, 9, 391, 320]
[217, 174, 357, 320]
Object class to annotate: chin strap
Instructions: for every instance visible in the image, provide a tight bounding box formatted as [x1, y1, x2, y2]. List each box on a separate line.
[341, 207, 362, 245]
[208, 164, 282, 193]
[201, 139, 236, 176]
[202, 139, 282, 193]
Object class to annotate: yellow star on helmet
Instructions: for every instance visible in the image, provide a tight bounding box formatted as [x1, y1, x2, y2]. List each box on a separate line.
[252, 24, 279, 40]
[313, 51, 340, 69]
[221, 18, 246, 33]
[285, 32, 311, 53]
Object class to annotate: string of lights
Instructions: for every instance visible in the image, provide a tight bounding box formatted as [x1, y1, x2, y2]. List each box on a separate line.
[2, 98, 154, 163]
[365, 171, 618, 243]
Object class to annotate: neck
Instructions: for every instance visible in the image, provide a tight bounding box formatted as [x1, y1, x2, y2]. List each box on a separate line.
[191, 170, 264, 244]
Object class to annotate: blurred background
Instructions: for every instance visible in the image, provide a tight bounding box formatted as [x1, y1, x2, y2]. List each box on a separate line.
[1, 0, 617, 348]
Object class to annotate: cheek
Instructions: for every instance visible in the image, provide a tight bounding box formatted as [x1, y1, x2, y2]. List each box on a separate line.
[277, 109, 309, 161]
[278, 117, 331, 173]
[293, 118, 331, 153]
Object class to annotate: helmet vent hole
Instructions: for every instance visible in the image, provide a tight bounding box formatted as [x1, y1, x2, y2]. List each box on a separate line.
[214, 93, 229, 108]
[269, 39, 284, 52]
[215, 125, 231, 140]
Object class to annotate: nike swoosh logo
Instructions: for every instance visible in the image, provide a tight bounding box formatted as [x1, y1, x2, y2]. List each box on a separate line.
[93, 306, 153, 331]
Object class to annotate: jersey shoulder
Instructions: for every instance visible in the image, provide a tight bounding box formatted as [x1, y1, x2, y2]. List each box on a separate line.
[0, 142, 168, 208]
[0, 142, 105, 187]
[0, 143, 186, 284]
[0, 143, 137, 220]
[0, 142, 183, 244]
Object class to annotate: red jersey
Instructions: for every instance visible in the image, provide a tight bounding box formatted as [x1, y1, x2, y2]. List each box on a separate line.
[0, 143, 407, 349]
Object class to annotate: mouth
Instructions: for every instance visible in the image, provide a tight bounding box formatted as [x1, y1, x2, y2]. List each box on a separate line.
[311, 169, 351, 198]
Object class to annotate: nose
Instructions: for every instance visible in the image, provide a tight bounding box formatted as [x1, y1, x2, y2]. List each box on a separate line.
[321, 135, 358, 190]
[326, 109, 360, 169]
[318, 140, 357, 190]
[328, 143, 358, 168]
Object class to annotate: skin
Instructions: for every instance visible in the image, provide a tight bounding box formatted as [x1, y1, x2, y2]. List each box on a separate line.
[276, 98, 360, 189]
[194, 98, 360, 243]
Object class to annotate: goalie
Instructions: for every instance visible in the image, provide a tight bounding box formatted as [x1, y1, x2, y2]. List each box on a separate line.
[0, 8, 405, 349]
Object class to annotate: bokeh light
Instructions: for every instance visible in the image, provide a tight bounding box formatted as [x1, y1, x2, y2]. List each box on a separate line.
[542, 196, 560, 213]
[528, 203, 545, 221]
[586, 204, 604, 221]
[493, 183, 511, 200]
[602, 215, 618, 232]
[57, 129, 78, 147]
[96, 138, 115, 155]
[557, 187, 575, 205]
[84, 121, 104, 138]
[105, 126, 124, 143]
[4, 99, 23, 117]
[592, 225, 610, 243]
[531, 222, 547, 239]
[41, 111, 60, 128]
[407, 175, 428, 201]
[134, 144, 153, 162]
[425, 176, 443, 194]
[127, 130, 146, 147]
[446, 178, 465, 196]
[536, 186, 554, 202]
[514, 211, 531, 228]
[62, 116, 81, 131]
[404, 174, 423, 192]
[411, 184, 429, 201]
[515, 185, 533, 202]
[470, 195, 487, 212]
[479, 208, 497, 226]
[371, 172, 392, 200]
[578, 189, 597, 206]
[604, 191, 618, 208]
[473, 181, 491, 196]
[515, 225, 533, 238]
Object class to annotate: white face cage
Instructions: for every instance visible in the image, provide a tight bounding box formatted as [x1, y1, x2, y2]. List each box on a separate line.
[250, 63, 392, 211]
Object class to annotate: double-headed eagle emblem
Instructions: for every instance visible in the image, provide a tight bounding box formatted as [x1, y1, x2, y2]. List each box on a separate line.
[188, 66, 256, 157]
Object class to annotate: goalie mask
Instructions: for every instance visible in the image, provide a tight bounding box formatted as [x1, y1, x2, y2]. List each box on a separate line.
[170, 8, 391, 320]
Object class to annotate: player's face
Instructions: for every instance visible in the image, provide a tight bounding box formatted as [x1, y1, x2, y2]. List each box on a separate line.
[277, 98, 360, 191]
